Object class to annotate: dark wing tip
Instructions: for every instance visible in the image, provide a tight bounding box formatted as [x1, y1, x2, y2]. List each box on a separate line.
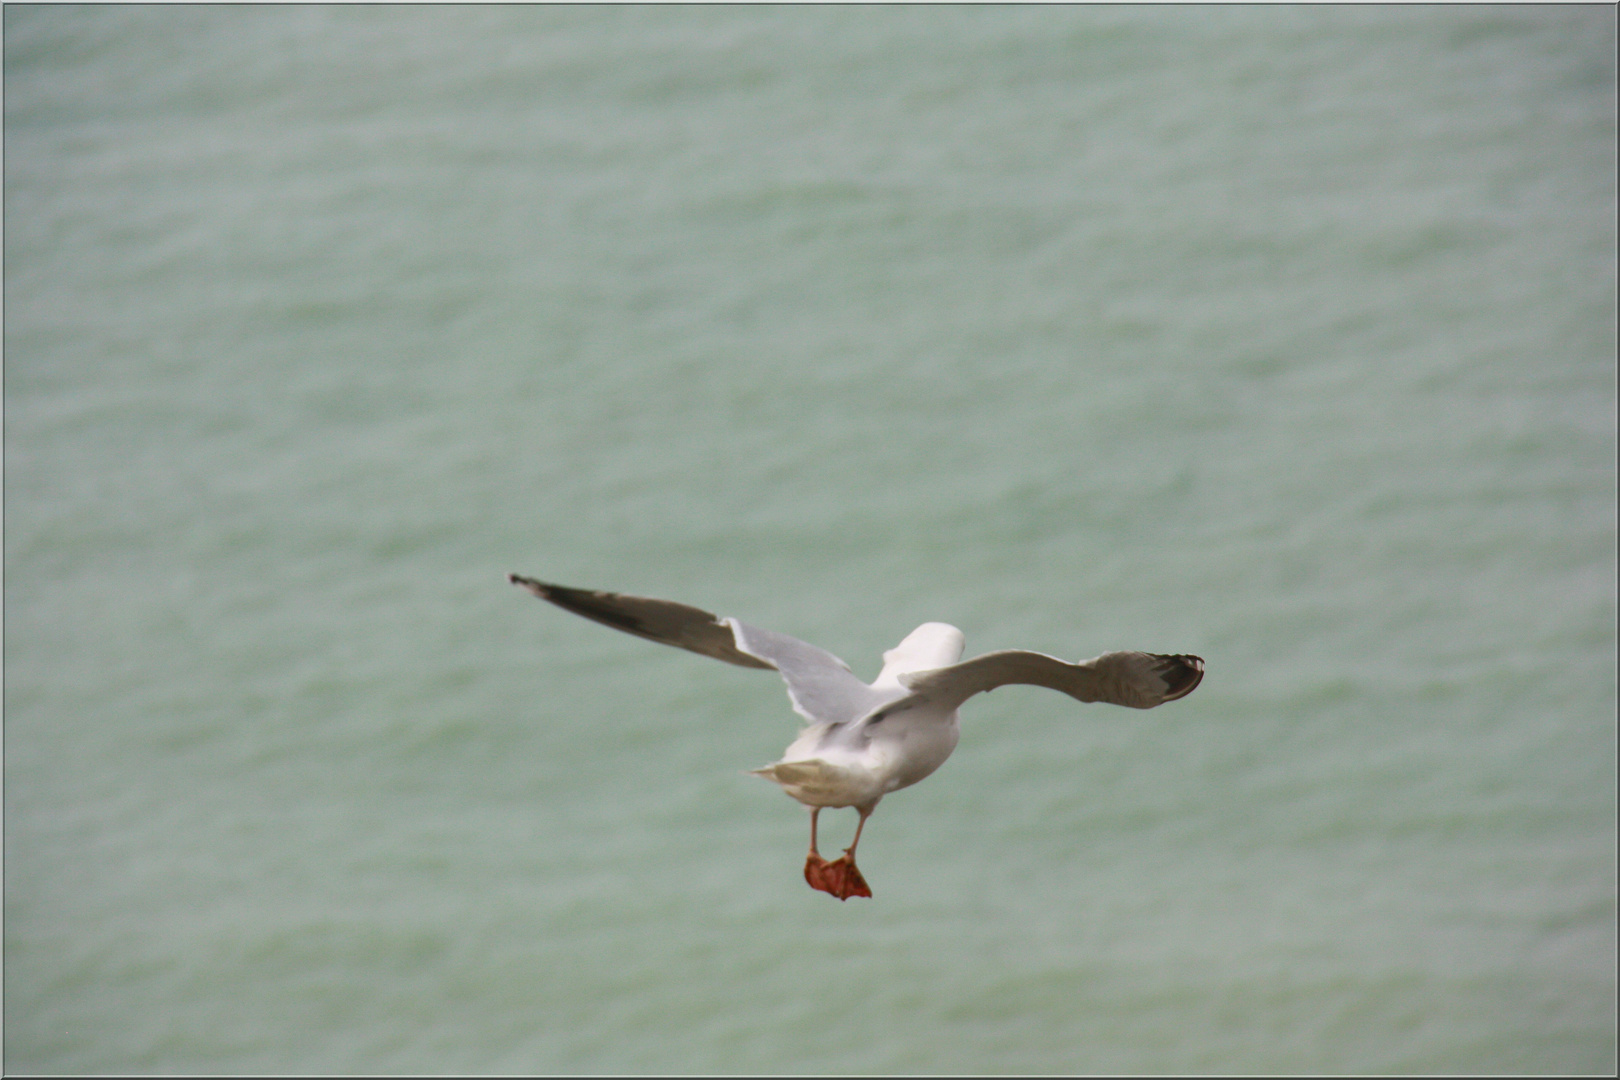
[506, 573, 775, 670]
[510, 574, 596, 615]
[508, 575, 653, 636]
[1153, 654, 1205, 702]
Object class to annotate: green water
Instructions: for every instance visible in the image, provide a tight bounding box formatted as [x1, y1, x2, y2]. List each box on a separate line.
[5, 5, 1615, 1074]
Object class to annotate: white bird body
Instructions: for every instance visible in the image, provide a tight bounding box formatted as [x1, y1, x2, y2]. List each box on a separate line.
[747, 620, 965, 811]
[509, 575, 1204, 900]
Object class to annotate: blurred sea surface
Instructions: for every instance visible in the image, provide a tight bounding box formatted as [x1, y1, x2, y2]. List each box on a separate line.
[5, 5, 1615, 1074]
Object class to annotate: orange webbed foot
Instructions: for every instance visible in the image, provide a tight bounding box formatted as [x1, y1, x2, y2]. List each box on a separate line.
[804, 853, 872, 900]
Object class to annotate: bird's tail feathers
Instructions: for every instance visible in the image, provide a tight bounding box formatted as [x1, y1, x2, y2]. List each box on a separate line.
[749, 759, 873, 805]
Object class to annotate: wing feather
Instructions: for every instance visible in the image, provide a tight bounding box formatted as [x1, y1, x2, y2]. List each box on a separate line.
[508, 575, 892, 725]
[725, 619, 897, 726]
[897, 650, 1204, 711]
[508, 575, 772, 669]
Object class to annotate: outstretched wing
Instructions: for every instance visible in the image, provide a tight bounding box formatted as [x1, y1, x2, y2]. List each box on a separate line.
[508, 575, 890, 726]
[724, 619, 897, 726]
[896, 650, 1204, 712]
[509, 575, 771, 668]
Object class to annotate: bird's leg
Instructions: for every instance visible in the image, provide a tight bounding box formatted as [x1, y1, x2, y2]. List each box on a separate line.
[803, 807, 838, 894]
[844, 806, 871, 862]
[803, 805, 873, 901]
[833, 805, 874, 899]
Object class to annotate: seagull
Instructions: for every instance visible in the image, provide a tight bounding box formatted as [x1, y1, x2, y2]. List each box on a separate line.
[509, 574, 1204, 901]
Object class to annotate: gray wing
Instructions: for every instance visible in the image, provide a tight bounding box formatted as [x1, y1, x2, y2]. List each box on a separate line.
[724, 619, 898, 726]
[509, 575, 772, 668]
[895, 650, 1204, 712]
[508, 575, 889, 726]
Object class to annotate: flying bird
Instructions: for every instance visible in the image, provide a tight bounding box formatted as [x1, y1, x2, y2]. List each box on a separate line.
[509, 574, 1204, 901]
